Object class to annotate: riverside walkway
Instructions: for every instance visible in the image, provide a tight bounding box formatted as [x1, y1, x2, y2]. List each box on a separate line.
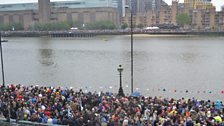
[0, 84, 224, 126]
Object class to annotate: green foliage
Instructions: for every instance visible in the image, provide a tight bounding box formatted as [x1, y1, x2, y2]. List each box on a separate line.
[176, 13, 191, 27]
[0, 22, 23, 31]
[85, 20, 116, 30]
[31, 21, 71, 31]
[137, 24, 144, 29]
[131, 23, 136, 28]
[12, 23, 23, 30]
[121, 23, 128, 29]
[69, 21, 83, 29]
[30, 20, 115, 31]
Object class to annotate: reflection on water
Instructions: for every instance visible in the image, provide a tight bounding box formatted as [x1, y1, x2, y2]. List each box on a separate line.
[180, 52, 197, 63]
[39, 49, 55, 66]
[2, 36, 224, 100]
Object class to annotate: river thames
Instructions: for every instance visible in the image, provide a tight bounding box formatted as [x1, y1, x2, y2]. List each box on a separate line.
[1, 35, 224, 100]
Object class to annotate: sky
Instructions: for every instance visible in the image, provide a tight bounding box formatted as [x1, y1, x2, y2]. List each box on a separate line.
[0, 0, 223, 11]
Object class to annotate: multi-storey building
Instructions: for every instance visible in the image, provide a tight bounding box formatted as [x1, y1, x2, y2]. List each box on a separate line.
[122, 0, 167, 26]
[159, 4, 171, 24]
[215, 11, 224, 31]
[0, 0, 119, 30]
[121, 0, 224, 31]
[124, 0, 138, 15]
[0, 0, 223, 31]
[183, 0, 224, 30]
[145, 0, 153, 12]
[171, 0, 179, 25]
[184, 0, 215, 10]
[191, 10, 202, 29]
[115, 0, 123, 22]
[38, 0, 51, 23]
[137, 0, 146, 13]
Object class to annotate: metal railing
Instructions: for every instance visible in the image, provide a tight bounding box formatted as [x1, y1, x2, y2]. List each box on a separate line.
[0, 117, 67, 126]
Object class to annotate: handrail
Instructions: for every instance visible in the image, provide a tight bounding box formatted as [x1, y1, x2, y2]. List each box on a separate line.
[0, 117, 68, 126]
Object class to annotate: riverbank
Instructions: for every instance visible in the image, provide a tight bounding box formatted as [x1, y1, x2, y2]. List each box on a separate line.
[1, 30, 224, 37]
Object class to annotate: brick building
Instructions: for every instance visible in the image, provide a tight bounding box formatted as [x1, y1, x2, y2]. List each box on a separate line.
[0, 0, 119, 30]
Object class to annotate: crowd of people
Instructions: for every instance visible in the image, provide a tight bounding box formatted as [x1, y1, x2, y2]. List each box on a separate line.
[0, 84, 224, 126]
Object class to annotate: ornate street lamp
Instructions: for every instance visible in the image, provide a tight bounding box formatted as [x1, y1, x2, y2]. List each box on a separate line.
[117, 64, 124, 97]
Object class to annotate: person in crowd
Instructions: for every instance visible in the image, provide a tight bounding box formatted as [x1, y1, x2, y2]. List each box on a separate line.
[0, 84, 224, 126]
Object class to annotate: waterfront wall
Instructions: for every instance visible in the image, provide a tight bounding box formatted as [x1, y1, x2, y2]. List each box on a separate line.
[1, 31, 224, 37]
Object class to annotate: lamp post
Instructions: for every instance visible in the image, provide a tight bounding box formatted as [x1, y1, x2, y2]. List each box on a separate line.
[124, 0, 134, 94]
[117, 64, 124, 97]
[0, 33, 5, 87]
[130, 0, 134, 93]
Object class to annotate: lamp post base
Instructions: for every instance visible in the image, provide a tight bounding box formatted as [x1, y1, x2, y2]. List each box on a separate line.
[118, 87, 125, 97]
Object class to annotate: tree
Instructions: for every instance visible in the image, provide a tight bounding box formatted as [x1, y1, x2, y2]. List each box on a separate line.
[85, 20, 116, 30]
[31, 21, 70, 31]
[137, 24, 144, 29]
[29, 20, 116, 31]
[121, 23, 128, 29]
[11, 23, 23, 30]
[69, 21, 83, 29]
[176, 13, 191, 28]
[0, 23, 24, 31]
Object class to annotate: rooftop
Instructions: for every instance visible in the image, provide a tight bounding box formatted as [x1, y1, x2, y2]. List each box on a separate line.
[0, 0, 118, 12]
[0, 3, 38, 11]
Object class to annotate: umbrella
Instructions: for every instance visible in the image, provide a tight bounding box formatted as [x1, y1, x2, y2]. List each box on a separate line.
[130, 92, 141, 97]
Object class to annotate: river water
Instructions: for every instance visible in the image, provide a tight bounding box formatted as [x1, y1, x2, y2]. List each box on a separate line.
[1, 35, 224, 100]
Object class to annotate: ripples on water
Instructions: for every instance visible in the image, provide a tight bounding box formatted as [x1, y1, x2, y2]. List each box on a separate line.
[2, 35, 224, 100]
